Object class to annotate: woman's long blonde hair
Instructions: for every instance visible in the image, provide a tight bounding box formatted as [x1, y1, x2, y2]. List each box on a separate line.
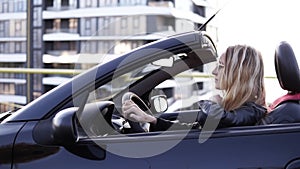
[219, 45, 266, 111]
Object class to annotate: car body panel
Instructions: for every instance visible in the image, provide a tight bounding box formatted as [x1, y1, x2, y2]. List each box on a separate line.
[13, 122, 150, 169]
[0, 122, 25, 169]
[11, 122, 300, 169]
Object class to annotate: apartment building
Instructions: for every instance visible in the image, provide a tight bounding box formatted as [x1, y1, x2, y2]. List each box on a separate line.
[0, 0, 212, 112]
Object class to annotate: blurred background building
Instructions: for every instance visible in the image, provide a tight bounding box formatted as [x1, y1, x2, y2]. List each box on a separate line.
[0, 0, 216, 112]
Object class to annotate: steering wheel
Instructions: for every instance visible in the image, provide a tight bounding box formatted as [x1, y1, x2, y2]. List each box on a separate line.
[77, 101, 116, 137]
[121, 91, 153, 133]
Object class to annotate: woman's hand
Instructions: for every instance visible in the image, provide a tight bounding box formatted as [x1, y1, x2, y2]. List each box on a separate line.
[122, 100, 157, 124]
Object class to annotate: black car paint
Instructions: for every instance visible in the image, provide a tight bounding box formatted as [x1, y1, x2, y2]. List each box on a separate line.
[6, 120, 300, 169]
[0, 122, 25, 169]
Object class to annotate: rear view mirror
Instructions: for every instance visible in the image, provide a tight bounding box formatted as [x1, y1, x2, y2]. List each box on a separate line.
[151, 95, 168, 113]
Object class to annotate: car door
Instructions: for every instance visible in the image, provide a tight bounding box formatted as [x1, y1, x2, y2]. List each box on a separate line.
[143, 124, 300, 169]
[0, 122, 25, 169]
[12, 120, 150, 169]
[16, 120, 300, 169]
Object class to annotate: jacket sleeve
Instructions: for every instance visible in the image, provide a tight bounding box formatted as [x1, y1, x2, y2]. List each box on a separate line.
[204, 101, 266, 128]
[149, 117, 200, 131]
[149, 100, 266, 131]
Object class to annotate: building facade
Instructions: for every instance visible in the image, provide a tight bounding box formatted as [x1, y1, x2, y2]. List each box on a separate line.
[0, 0, 213, 112]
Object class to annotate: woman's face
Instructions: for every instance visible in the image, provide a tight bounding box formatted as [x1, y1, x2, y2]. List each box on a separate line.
[212, 53, 226, 90]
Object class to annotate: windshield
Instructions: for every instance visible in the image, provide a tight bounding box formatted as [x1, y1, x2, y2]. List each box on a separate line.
[84, 32, 218, 110]
[90, 63, 162, 102]
[87, 52, 217, 113]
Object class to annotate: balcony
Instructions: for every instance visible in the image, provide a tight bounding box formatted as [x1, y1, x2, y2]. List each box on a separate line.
[0, 94, 26, 105]
[148, 1, 174, 7]
[46, 50, 77, 56]
[0, 78, 26, 85]
[45, 28, 77, 34]
[0, 54, 26, 63]
[46, 6, 77, 11]
[43, 32, 80, 41]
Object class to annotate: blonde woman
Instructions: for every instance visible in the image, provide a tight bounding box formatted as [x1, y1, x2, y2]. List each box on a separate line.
[122, 45, 267, 131]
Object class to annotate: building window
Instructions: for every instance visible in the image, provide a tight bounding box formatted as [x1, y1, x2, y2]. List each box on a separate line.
[133, 16, 140, 29]
[82, 41, 93, 53]
[97, 41, 112, 54]
[15, 0, 25, 12]
[53, 19, 61, 31]
[131, 41, 143, 49]
[97, 41, 102, 53]
[84, 18, 92, 35]
[0, 21, 4, 37]
[103, 17, 110, 29]
[132, 0, 141, 5]
[102, 0, 118, 6]
[15, 20, 22, 37]
[70, 41, 76, 51]
[98, 41, 116, 54]
[69, 0, 77, 8]
[0, 42, 9, 53]
[15, 42, 21, 53]
[33, 7, 42, 27]
[14, 20, 26, 37]
[15, 21, 21, 31]
[69, 19, 78, 33]
[86, 19, 91, 29]
[0, 43, 5, 53]
[86, 0, 93, 7]
[33, 29, 42, 48]
[53, 0, 60, 9]
[15, 42, 26, 53]
[97, 17, 112, 36]
[1, 2, 8, 13]
[119, 0, 145, 6]
[119, 0, 127, 6]
[22, 42, 26, 53]
[84, 41, 97, 53]
[61, 0, 69, 7]
[110, 0, 118, 6]
[8, 42, 14, 53]
[84, 0, 96, 8]
[121, 17, 127, 29]
[91, 41, 97, 53]
[33, 0, 42, 5]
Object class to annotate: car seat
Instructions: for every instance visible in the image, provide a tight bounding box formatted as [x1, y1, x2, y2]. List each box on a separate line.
[259, 41, 300, 124]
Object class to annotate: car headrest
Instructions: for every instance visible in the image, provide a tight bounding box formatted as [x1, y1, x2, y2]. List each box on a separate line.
[275, 41, 300, 93]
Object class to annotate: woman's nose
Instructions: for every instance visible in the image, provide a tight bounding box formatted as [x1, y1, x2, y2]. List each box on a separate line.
[212, 66, 217, 75]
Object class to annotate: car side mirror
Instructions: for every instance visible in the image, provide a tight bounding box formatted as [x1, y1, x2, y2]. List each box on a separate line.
[33, 107, 107, 160]
[151, 95, 168, 113]
[33, 107, 78, 146]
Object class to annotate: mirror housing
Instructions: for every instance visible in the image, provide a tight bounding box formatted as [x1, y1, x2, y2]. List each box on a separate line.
[33, 107, 107, 160]
[33, 107, 78, 146]
[52, 107, 79, 144]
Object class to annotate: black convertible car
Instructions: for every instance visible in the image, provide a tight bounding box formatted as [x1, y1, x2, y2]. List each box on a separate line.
[1, 31, 300, 169]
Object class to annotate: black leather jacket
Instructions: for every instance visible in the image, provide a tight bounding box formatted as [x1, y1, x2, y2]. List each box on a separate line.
[150, 100, 267, 131]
